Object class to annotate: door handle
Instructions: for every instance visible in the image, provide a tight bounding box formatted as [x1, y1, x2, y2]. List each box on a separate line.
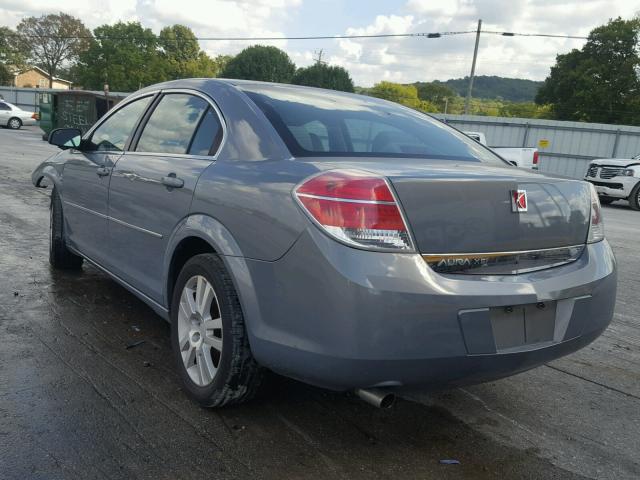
[161, 174, 184, 189]
[96, 166, 110, 177]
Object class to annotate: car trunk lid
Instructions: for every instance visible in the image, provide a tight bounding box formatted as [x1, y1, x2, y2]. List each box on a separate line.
[301, 158, 591, 259]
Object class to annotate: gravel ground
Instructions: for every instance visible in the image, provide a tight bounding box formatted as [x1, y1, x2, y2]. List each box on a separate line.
[1, 126, 638, 480]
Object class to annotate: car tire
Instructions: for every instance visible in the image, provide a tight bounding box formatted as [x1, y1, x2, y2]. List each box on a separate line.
[171, 253, 263, 407]
[598, 196, 615, 205]
[8, 117, 22, 130]
[629, 183, 640, 211]
[50, 188, 84, 270]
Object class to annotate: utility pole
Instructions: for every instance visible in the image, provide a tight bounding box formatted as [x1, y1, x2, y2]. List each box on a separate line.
[104, 83, 110, 112]
[464, 19, 482, 115]
[314, 49, 325, 65]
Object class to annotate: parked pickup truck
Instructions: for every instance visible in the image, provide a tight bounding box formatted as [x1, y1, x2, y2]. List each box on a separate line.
[465, 131, 539, 169]
[585, 155, 640, 210]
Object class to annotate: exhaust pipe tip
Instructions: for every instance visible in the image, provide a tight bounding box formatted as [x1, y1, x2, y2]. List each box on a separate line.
[354, 388, 396, 409]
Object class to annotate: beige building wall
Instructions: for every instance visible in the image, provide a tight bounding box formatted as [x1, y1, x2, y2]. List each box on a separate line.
[14, 69, 71, 90]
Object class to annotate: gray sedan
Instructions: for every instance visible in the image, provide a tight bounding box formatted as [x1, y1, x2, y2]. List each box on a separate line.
[32, 79, 617, 408]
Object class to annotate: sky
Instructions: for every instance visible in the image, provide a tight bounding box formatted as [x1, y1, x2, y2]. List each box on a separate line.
[1, 0, 638, 86]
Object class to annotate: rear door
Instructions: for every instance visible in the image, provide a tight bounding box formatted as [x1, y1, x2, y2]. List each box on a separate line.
[61, 95, 153, 265]
[106, 91, 224, 303]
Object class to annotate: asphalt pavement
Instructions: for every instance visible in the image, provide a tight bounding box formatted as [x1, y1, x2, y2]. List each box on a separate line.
[1, 126, 638, 480]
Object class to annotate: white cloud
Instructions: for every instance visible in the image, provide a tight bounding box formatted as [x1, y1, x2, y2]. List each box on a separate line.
[323, 0, 640, 86]
[1, 0, 639, 86]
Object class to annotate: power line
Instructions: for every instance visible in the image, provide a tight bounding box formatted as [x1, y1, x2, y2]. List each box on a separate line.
[4, 29, 589, 42]
[483, 30, 589, 40]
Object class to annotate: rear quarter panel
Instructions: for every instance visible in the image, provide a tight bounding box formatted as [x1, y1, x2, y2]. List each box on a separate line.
[188, 80, 316, 261]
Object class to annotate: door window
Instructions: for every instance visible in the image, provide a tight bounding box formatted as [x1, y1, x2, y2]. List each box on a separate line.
[87, 96, 152, 152]
[0, 102, 11, 111]
[188, 108, 223, 156]
[136, 94, 209, 155]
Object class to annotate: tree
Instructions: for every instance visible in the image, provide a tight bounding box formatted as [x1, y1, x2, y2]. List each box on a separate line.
[159, 25, 205, 78]
[158, 25, 230, 79]
[16, 13, 91, 88]
[414, 82, 457, 103]
[75, 22, 165, 91]
[220, 45, 295, 83]
[499, 101, 553, 119]
[291, 63, 354, 92]
[159, 25, 200, 65]
[536, 17, 640, 125]
[0, 27, 24, 85]
[369, 81, 437, 112]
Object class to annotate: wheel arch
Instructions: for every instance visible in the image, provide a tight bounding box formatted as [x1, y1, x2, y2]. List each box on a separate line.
[32, 163, 62, 190]
[163, 214, 264, 339]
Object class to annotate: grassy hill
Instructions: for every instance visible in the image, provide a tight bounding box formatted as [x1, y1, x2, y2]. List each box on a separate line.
[432, 76, 543, 102]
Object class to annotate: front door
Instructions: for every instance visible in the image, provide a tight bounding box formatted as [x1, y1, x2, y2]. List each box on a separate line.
[107, 92, 224, 303]
[62, 95, 153, 265]
[0, 101, 11, 126]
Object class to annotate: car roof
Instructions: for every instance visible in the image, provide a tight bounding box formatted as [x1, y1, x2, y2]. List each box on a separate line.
[138, 78, 372, 102]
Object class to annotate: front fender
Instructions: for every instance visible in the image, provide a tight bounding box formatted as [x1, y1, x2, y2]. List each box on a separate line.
[162, 214, 264, 339]
[32, 152, 66, 188]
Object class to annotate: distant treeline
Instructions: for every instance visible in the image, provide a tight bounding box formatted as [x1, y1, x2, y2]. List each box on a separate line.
[428, 76, 543, 103]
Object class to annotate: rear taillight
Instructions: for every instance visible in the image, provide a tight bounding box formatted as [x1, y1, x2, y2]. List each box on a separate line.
[294, 170, 414, 251]
[587, 183, 604, 243]
[533, 151, 539, 165]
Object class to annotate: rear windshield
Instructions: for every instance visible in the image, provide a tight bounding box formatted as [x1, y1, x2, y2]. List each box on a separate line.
[242, 85, 505, 164]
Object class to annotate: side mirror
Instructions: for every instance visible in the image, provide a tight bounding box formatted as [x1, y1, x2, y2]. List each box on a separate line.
[48, 128, 82, 150]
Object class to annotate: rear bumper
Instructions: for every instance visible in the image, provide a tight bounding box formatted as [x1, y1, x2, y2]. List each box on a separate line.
[586, 178, 637, 198]
[242, 228, 617, 390]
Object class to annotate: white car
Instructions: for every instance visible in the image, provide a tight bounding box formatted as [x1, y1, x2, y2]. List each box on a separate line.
[0, 100, 38, 130]
[465, 131, 539, 169]
[585, 155, 640, 210]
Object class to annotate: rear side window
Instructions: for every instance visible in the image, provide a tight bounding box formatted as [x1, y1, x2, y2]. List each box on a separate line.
[343, 118, 426, 155]
[136, 94, 208, 155]
[87, 96, 151, 151]
[289, 120, 329, 152]
[0, 102, 11, 111]
[188, 108, 223, 156]
[243, 86, 505, 164]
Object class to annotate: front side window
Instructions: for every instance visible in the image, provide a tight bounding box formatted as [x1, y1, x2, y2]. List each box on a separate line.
[136, 94, 208, 155]
[87, 96, 152, 152]
[243, 85, 505, 164]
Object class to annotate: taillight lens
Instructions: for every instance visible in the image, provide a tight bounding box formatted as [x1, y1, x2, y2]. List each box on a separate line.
[587, 183, 605, 243]
[533, 151, 539, 165]
[295, 170, 414, 251]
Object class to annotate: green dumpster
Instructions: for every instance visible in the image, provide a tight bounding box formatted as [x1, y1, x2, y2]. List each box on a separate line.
[39, 90, 127, 140]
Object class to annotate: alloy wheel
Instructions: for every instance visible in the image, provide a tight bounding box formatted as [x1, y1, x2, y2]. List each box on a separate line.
[8, 119, 20, 129]
[177, 275, 223, 386]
